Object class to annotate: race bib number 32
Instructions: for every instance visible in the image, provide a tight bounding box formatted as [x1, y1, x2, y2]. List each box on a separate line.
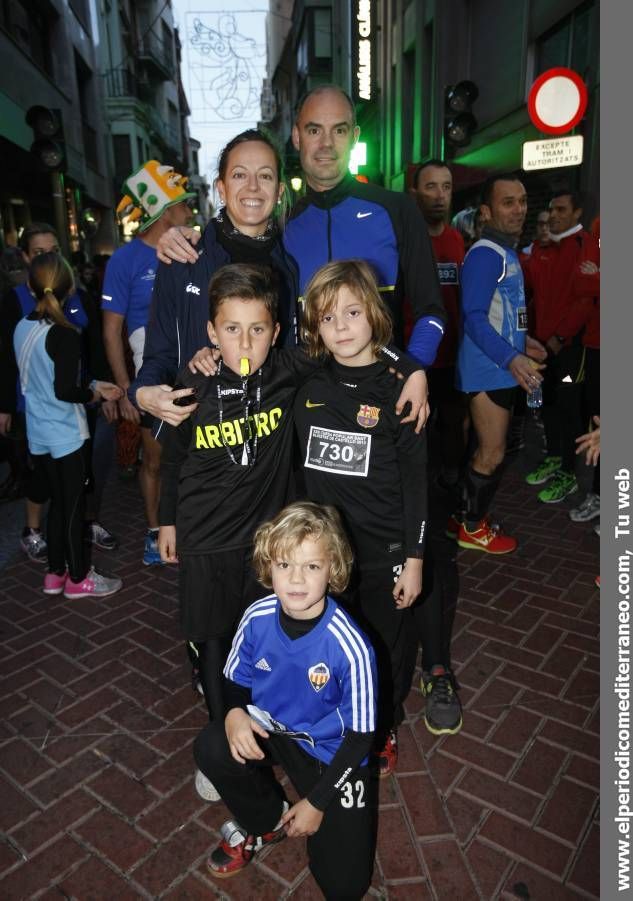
[304, 426, 371, 477]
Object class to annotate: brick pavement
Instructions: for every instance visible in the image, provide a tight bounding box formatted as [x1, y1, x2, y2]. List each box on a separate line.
[0, 421, 599, 899]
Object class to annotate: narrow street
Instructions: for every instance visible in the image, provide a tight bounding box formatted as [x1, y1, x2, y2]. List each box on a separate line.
[0, 416, 599, 899]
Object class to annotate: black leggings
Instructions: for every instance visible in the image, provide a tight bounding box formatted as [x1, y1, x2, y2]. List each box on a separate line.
[34, 442, 90, 581]
[542, 345, 585, 472]
[189, 637, 233, 722]
[194, 721, 376, 900]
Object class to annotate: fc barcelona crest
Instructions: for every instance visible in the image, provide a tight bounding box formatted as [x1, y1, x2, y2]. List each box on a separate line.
[357, 404, 380, 428]
[308, 662, 331, 692]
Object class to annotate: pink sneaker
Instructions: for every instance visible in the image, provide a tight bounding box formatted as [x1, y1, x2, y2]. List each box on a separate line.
[43, 571, 67, 595]
[63, 567, 122, 599]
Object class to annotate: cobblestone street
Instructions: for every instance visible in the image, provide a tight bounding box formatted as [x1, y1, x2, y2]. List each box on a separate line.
[0, 418, 600, 899]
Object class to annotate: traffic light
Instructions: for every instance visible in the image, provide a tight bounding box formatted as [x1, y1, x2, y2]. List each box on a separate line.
[444, 81, 478, 153]
[25, 106, 66, 171]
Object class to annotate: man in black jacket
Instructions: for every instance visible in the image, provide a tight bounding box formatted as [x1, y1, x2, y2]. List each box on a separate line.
[286, 85, 445, 397]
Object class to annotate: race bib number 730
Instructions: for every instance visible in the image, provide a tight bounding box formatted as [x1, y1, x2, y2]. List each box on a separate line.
[304, 426, 371, 477]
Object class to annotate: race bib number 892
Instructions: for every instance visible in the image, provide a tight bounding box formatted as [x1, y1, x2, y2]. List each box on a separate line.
[304, 426, 371, 477]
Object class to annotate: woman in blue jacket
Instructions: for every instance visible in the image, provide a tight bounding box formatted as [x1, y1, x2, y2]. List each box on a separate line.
[130, 129, 298, 432]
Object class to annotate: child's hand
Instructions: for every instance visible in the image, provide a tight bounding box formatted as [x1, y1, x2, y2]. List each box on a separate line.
[94, 381, 124, 402]
[158, 525, 178, 563]
[225, 708, 268, 763]
[395, 370, 429, 433]
[280, 798, 324, 838]
[101, 400, 119, 423]
[393, 557, 423, 608]
[188, 347, 221, 376]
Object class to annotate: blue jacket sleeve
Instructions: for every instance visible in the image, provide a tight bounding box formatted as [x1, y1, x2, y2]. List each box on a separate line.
[461, 246, 519, 369]
[407, 315, 445, 367]
[129, 263, 182, 404]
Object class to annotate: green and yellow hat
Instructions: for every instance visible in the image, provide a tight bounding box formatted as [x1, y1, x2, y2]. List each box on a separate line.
[116, 160, 195, 232]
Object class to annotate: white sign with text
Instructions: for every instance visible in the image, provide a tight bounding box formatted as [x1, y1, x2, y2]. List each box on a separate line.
[522, 135, 584, 171]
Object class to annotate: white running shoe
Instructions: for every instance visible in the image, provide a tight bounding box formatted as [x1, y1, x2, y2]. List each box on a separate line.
[195, 768, 220, 802]
[569, 492, 600, 522]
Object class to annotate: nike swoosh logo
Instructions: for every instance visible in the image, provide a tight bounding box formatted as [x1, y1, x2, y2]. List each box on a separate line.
[70, 308, 79, 313]
[356, 212, 372, 219]
[305, 400, 325, 408]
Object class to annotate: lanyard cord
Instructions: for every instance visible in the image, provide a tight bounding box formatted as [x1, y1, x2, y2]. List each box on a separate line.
[216, 361, 263, 467]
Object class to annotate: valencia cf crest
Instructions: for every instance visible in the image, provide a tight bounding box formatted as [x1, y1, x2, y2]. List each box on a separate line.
[308, 662, 331, 692]
[357, 404, 380, 428]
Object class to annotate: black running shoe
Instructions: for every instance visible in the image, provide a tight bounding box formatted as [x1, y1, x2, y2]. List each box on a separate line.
[422, 665, 463, 735]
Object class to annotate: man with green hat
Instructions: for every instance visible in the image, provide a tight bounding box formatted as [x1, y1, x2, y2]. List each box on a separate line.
[101, 161, 194, 565]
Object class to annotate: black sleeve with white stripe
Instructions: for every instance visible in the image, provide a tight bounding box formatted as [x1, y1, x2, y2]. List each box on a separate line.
[306, 729, 374, 811]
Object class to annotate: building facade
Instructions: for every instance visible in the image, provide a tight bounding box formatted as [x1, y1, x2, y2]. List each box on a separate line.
[0, 0, 206, 256]
[0, 0, 114, 254]
[263, 0, 599, 221]
[99, 0, 209, 241]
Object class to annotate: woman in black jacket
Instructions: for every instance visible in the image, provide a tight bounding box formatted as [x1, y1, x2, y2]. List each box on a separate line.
[130, 129, 299, 429]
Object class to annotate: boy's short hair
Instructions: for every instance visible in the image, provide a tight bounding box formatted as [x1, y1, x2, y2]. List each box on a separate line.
[208, 263, 279, 323]
[300, 259, 393, 358]
[253, 501, 354, 595]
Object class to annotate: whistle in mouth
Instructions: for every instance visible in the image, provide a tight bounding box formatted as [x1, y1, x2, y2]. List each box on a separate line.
[240, 357, 250, 376]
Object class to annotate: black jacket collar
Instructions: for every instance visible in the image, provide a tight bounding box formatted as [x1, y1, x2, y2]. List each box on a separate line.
[304, 173, 356, 209]
[481, 225, 520, 250]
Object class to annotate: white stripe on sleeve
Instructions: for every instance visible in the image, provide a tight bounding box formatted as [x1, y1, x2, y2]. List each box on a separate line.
[328, 610, 376, 732]
[224, 595, 277, 679]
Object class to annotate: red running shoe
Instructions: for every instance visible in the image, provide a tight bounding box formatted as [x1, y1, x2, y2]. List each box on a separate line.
[207, 813, 287, 878]
[376, 730, 398, 778]
[457, 518, 517, 554]
[445, 515, 462, 540]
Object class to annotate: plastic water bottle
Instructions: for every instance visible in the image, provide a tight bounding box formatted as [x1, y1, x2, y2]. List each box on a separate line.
[527, 383, 543, 408]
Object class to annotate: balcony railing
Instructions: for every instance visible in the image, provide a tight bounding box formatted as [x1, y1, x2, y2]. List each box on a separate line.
[138, 29, 175, 81]
[146, 106, 181, 154]
[104, 68, 140, 99]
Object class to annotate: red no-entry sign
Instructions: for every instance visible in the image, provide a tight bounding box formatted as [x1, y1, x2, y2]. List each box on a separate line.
[527, 67, 588, 135]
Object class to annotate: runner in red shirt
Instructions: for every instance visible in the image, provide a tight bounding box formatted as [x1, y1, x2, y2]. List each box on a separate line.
[409, 160, 468, 493]
[522, 190, 600, 506]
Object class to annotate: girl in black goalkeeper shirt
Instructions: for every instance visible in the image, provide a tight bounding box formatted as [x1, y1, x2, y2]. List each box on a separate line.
[295, 259, 461, 776]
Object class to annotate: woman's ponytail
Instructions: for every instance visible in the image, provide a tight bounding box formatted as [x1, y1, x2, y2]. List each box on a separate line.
[28, 253, 76, 330]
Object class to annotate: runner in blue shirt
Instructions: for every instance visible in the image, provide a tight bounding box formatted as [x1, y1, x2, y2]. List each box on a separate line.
[102, 161, 194, 565]
[455, 174, 546, 554]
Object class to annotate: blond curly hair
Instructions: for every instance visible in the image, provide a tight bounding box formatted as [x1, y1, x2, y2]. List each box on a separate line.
[253, 501, 354, 595]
